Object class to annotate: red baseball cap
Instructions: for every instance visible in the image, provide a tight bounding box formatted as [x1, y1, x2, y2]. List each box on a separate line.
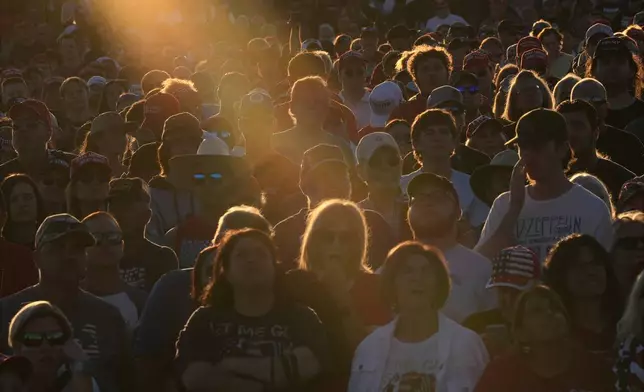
[70, 152, 111, 179]
[463, 50, 490, 74]
[8, 100, 52, 130]
[520, 48, 548, 72]
[516, 36, 543, 58]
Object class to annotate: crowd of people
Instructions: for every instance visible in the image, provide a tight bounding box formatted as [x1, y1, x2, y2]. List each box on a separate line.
[2, 0, 644, 391]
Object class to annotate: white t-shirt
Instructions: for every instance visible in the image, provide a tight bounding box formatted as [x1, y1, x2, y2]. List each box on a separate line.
[425, 14, 468, 32]
[100, 292, 139, 331]
[380, 335, 440, 392]
[340, 90, 372, 130]
[476, 184, 614, 262]
[442, 245, 497, 323]
[401, 169, 489, 226]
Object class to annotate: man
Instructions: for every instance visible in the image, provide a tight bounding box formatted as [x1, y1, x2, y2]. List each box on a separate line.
[0, 100, 74, 182]
[273, 144, 394, 270]
[425, 0, 468, 32]
[358, 81, 404, 138]
[573, 23, 613, 74]
[476, 109, 614, 262]
[238, 89, 301, 224]
[462, 50, 494, 100]
[520, 48, 548, 78]
[402, 108, 489, 229]
[451, 71, 487, 125]
[0, 214, 135, 392]
[58, 77, 92, 151]
[497, 19, 522, 49]
[558, 99, 634, 198]
[1, 78, 29, 113]
[360, 27, 382, 74]
[386, 24, 414, 51]
[107, 178, 178, 292]
[215, 72, 251, 130]
[407, 172, 496, 322]
[338, 52, 371, 130]
[465, 116, 508, 158]
[480, 37, 505, 65]
[571, 78, 644, 175]
[356, 132, 410, 240]
[137, 92, 180, 144]
[588, 36, 644, 131]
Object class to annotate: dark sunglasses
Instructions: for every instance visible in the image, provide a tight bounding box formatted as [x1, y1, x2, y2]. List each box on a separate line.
[77, 170, 110, 184]
[615, 236, 644, 250]
[93, 232, 123, 246]
[20, 331, 66, 347]
[456, 85, 480, 95]
[193, 173, 224, 185]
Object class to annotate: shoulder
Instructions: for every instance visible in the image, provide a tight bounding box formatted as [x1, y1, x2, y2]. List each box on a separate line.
[79, 291, 126, 317]
[489, 191, 511, 209]
[148, 176, 174, 190]
[1, 287, 41, 313]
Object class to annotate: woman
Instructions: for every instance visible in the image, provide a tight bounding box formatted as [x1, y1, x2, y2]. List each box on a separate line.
[8, 301, 96, 392]
[349, 242, 489, 392]
[80, 112, 128, 177]
[553, 74, 581, 106]
[0, 174, 46, 249]
[538, 27, 574, 80]
[543, 234, 621, 360]
[81, 212, 147, 331]
[502, 70, 554, 125]
[612, 211, 644, 299]
[67, 152, 111, 220]
[176, 229, 329, 391]
[287, 200, 391, 379]
[615, 271, 644, 391]
[475, 286, 613, 391]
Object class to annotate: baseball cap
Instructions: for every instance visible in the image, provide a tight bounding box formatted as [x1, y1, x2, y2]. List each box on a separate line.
[369, 81, 404, 128]
[239, 89, 273, 117]
[162, 112, 202, 142]
[108, 177, 150, 203]
[593, 36, 632, 59]
[338, 51, 366, 72]
[35, 213, 95, 249]
[8, 100, 52, 130]
[505, 108, 568, 146]
[520, 48, 548, 72]
[70, 152, 111, 179]
[486, 246, 540, 290]
[197, 132, 230, 156]
[356, 132, 400, 163]
[300, 144, 347, 181]
[618, 176, 644, 212]
[407, 173, 460, 208]
[570, 78, 607, 104]
[427, 86, 464, 110]
[90, 112, 127, 136]
[142, 92, 180, 134]
[506, 44, 518, 61]
[470, 149, 519, 205]
[0, 355, 32, 382]
[516, 36, 542, 58]
[466, 116, 503, 139]
[585, 23, 613, 43]
[463, 50, 489, 74]
[450, 71, 479, 87]
[87, 76, 107, 88]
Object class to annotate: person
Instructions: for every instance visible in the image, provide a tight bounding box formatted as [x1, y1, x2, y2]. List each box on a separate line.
[571, 77, 644, 175]
[465, 116, 507, 158]
[87, 76, 106, 115]
[7, 301, 97, 392]
[451, 71, 487, 126]
[273, 144, 394, 270]
[80, 212, 148, 331]
[557, 99, 634, 201]
[141, 70, 170, 96]
[385, 119, 412, 160]
[611, 211, 644, 298]
[349, 241, 489, 392]
[617, 177, 644, 214]
[215, 72, 251, 131]
[58, 77, 92, 152]
[357, 81, 404, 138]
[462, 51, 494, 102]
[0, 354, 31, 392]
[135, 206, 273, 392]
[98, 80, 126, 113]
[480, 36, 505, 65]
[125, 142, 160, 182]
[160, 78, 202, 117]
[406, 172, 496, 321]
[587, 36, 644, 130]
[136, 93, 180, 144]
[615, 271, 644, 392]
[1, 78, 30, 113]
[544, 234, 621, 360]
[402, 109, 489, 229]
[501, 70, 554, 130]
[338, 52, 371, 130]
[0, 174, 45, 249]
[425, 0, 468, 32]
[0, 214, 134, 392]
[570, 173, 615, 218]
[552, 74, 581, 106]
[476, 109, 614, 262]
[538, 27, 574, 79]
[469, 149, 519, 213]
[80, 112, 128, 177]
[474, 285, 613, 392]
[572, 23, 613, 75]
[66, 152, 111, 220]
[176, 229, 330, 391]
[0, 100, 74, 183]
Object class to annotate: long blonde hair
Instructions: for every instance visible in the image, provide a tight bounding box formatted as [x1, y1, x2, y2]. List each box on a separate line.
[618, 271, 644, 341]
[299, 199, 370, 277]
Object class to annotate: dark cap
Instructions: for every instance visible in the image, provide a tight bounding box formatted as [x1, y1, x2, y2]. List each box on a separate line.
[505, 108, 568, 146]
[108, 177, 150, 203]
[142, 92, 180, 131]
[300, 144, 347, 181]
[407, 173, 460, 208]
[162, 112, 202, 141]
[466, 115, 503, 139]
[520, 48, 548, 72]
[516, 36, 542, 58]
[8, 100, 52, 130]
[594, 36, 632, 59]
[35, 213, 95, 249]
[0, 355, 32, 382]
[618, 175, 644, 211]
[70, 152, 111, 179]
[463, 50, 489, 74]
[450, 70, 478, 87]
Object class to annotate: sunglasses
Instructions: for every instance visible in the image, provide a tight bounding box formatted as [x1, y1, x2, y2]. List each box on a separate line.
[20, 331, 66, 347]
[193, 173, 224, 185]
[93, 232, 123, 246]
[77, 170, 110, 184]
[615, 236, 644, 250]
[456, 85, 480, 95]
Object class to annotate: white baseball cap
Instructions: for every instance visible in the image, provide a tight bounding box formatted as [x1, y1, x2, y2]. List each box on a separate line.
[355, 132, 400, 163]
[197, 131, 230, 156]
[369, 81, 403, 128]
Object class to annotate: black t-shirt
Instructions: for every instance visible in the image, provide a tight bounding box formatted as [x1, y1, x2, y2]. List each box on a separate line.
[606, 99, 644, 130]
[596, 124, 644, 175]
[569, 157, 635, 203]
[120, 238, 179, 292]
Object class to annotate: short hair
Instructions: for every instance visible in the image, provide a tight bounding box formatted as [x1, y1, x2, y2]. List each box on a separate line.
[480, 37, 503, 50]
[81, 210, 121, 228]
[385, 119, 410, 132]
[381, 241, 451, 310]
[555, 99, 598, 131]
[512, 285, 570, 341]
[287, 52, 326, 80]
[553, 73, 582, 105]
[160, 78, 197, 97]
[537, 27, 563, 43]
[334, 34, 352, 46]
[213, 205, 272, 245]
[290, 76, 327, 103]
[407, 45, 453, 82]
[531, 19, 552, 37]
[141, 70, 171, 95]
[216, 72, 250, 101]
[299, 199, 370, 277]
[570, 172, 614, 217]
[1, 77, 27, 93]
[60, 76, 87, 96]
[312, 50, 333, 75]
[613, 211, 644, 235]
[411, 109, 457, 160]
[9, 301, 73, 349]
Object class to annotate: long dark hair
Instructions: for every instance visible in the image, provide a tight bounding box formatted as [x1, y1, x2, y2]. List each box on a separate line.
[200, 229, 280, 308]
[544, 234, 622, 325]
[0, 174, 46, 240]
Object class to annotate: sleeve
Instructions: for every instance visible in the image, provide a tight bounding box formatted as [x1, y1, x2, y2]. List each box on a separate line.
[448, 329, 489, 392]
[593, 202, 615, 251]
[289, 307, 332, 373]
[467, 197, 491, 228]
[474, 194, 510, 251]
[175, 307, 216, 370]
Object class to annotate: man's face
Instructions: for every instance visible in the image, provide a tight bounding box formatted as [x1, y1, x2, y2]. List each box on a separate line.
[415, 125, 456, 160]
[415, 58, 449, 94]
[468, 127, 506, 158]
[562, 111, 596, 156]
[59, 38, 80, 67]
[595, 55, 633, 89]
[408, 185, 459, 237]
[307, 162, 351, 202]
[109, 199, 151, 236]
[361, 147, 402, 190]
[36, 236, 88, 287]
[2, 82, 29, 106]
[291, 88, 329, 127]
[519, 140, 567, 182]
[361, 36, 378, 58]
[455, 83, 481, 109]
[340, 63, 367, 92]
[482, 44, 504, 65]
[541, 34, 561, 55]
[12, 116, 50, 154]
[62, 82, 88, 110]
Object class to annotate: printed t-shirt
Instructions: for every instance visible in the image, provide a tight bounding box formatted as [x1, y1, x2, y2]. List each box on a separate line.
[568, 157, 634, 203]
[100, 292, 140, 332]
[606, 99, 644, 130]
[120, 238, 178, 292]
[476, 184, 614, 262]
[381, 335, 441, 392]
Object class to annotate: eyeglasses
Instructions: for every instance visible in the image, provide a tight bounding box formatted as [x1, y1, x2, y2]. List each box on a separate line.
[77, 169, 110, 184]
[615, 236, 644, 250]
[456, 85, 480, 95]
[20, 331, 66, 347]
[192, 173, 224, 185]
[93, 232, 123, 246]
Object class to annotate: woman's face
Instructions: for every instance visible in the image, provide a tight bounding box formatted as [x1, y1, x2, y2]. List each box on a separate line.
[388, 124, 412, 156]
[63, 83, 88, 111]
[415, 58, 449, 94]
[226, 238, 275, 291]
[14, 316, 66, 378]
[565, 246, 607, 299]
[541, 34, 561, 55]
[85, 217, 124, 267]
[310, 216, 362, 279]
[395, 254, 439, 311]
[9, 182, 38, 223]
[517, 295, 568, 344]
[513, 78, 544, 114]
[73, 165, 110, 202]
[612, 222, 644, 291]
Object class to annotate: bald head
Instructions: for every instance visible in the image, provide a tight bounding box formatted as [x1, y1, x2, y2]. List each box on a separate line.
[571, 78, 607, 103]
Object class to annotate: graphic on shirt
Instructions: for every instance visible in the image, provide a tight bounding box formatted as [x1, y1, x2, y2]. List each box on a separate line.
[79, 324, 100, 358]
[382, 372, 436, 392]
[210, 321, 295, 359]
[121, 267, 146, 289]
[515, 214, 582, 260]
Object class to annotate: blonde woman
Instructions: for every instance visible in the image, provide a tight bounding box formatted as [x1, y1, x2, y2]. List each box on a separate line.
[615, 271, 644, 391]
